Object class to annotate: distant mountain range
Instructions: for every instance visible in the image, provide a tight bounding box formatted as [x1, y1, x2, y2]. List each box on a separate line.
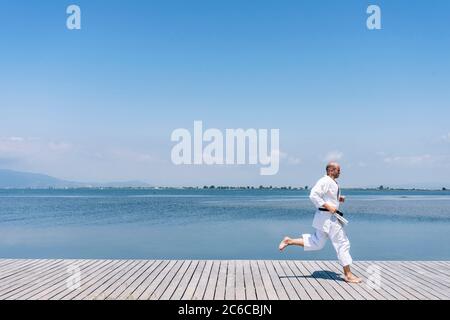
[0, 169, 153, 188]
[0, 168, 447, 190]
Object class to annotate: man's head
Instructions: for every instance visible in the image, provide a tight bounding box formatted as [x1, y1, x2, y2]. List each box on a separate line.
[326, 162, 341, 179]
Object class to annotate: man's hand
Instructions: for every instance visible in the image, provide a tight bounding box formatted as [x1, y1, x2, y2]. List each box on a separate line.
[339, 196, 346, 203]
[323, 203, 337, 213]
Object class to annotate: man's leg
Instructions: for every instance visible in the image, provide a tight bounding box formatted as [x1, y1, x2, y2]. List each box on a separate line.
[329, 225, 361, 283]
[343, 265, 361, 283]
[278, 237, 304, 250]
[279, 229, 327, 251]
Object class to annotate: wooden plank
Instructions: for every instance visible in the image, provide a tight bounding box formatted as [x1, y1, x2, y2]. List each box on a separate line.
[4, 260, 88, 300]
[214, 261, 227, 300]
[127, 260, 171, 300]
[84, 260, 147, 300]
[262, 260, 288, 300]
[293, 261, 332, 300]
[408, 261, 450, 279]
[369, 261, 437, 300]
[138, 260, 179, 300]
[1, 260, 448, 301]
[436, 261, 450, 267]
[150, 260, 186, 300]
[314, 261, 364, 300]
[0, 259, 35, 274]
[303, 261, 348, 300]
[407, 261, 450, 285]
[0, 260, 64, 298]
[193, 260, 214, 300]
[64, 260, 130, 300]
[278, 260, 310, 300]
[271, 260, 299, 300]
[354, 261, 417, 300]
[33, 260, 106, 300]
[302, 261, 344, 300]
[403, 261, 450, 287]
[81, 260, 137, 300]
[427, 261, 450, 270]
[388, 262, 441, 299]
[224, 260, 235, 300]
[350, 262, 400, 300]
[397, 261, 450, 288]
[418, 261, 450, 273]
[171, 260, 199, 300]
[357, 262, 419, 300]
[111, 260, 161, 300]
[63, 260, 127, 300]
[321, 261, 380, 300]
[256, 261, 277, 300]
[182, 260, 206, 300]
[234, 260, 245, 300]
[379, 261, 449, 299]
[0, 259, 14, 268]
[0, 259, 25, 272]
[160, 260, 193, 300]
[203, 261, 220, 300]
[245, 261, 259, 300]
[285, 260, 321, 300]
[0, 259, 55, 282]
[0, 260, 62, 299]
[49, 260, 117, 300]
[0, 260, 24, 277]
[15, 260, 93, 300]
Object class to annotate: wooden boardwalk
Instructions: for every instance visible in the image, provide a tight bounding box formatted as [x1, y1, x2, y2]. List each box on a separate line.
[0, 260, 448, 300]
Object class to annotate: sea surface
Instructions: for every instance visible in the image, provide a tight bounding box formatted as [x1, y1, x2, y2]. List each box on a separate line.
[0, 188, 449, 260]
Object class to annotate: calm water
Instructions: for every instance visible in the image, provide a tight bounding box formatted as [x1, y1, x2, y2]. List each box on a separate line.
[1, 188, 449, 260]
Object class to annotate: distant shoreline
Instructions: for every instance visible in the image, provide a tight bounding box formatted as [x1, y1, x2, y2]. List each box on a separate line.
[0, 186, 448, 192]
[1, 169, 448, 191]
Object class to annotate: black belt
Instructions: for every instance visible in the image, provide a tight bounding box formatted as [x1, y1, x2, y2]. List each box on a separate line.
[319, 207, 344, 217]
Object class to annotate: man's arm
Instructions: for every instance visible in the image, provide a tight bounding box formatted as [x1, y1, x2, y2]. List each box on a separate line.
[323, 202, 337, 213]
[309, 179, 337, 213]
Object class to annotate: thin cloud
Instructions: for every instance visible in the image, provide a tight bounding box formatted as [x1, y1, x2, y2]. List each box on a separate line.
[383, 154, 450, 167]
[109, 148, 158, 164]
[287, 157, 302, 165]
[0, 137, 72, 156]
[48, 141, 72, 152]
[441, 133, 450, 143]
[274, 150, 302, 165]
[323, 151, 343, 162]
[5, 137, 25, 142]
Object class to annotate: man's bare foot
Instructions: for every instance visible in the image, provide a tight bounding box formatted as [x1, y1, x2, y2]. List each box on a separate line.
[344, 274, 362, 284]
[279, 237, 291, 251]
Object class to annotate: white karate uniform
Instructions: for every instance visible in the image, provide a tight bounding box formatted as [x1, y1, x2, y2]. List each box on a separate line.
[302, 175, 353, 267]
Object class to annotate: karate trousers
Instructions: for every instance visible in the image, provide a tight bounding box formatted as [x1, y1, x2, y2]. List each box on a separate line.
[302, 217, 353, 267]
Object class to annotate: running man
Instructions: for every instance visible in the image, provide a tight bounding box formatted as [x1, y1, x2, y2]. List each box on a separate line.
[279, 162, 362, 283]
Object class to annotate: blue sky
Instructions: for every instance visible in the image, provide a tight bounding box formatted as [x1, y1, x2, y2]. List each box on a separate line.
[0, 0, 449, 187]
